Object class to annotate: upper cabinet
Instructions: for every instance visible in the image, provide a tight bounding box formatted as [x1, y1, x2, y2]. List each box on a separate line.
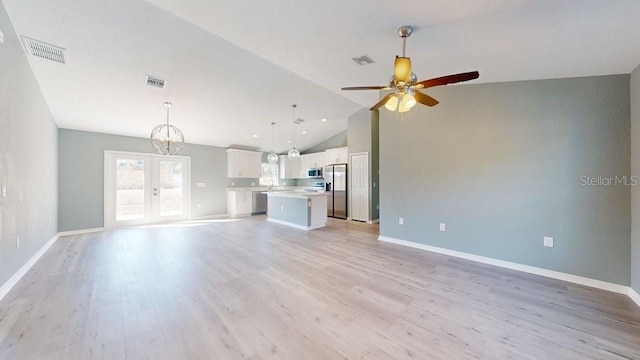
[227, 149, 262, 178]
[300, 152, 328, 172]
[325, 147, 349, 164]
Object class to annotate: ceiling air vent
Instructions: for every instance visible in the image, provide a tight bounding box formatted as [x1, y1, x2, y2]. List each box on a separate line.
[145, 75, 166, 89]
[22, 36, 66, 64]
[294, 118, 305, 125]
[352, 54, 375, 66]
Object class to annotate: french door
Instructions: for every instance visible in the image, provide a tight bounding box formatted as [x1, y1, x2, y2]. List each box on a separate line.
[104, 151, 190, 228]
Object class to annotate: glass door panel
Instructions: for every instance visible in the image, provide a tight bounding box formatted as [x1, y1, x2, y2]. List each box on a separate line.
[115, 159, 146, 221]
[154, 157, 189, 222]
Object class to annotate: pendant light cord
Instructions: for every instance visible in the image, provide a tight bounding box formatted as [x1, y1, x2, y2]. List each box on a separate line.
[291, 104, 297, 147]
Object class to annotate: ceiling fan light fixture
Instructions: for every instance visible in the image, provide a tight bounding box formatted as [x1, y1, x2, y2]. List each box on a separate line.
[384, 95, 399, 111]
[394, 56, 412, 83]
[341, 25, 479, 112]
[401, 93, 416, 109]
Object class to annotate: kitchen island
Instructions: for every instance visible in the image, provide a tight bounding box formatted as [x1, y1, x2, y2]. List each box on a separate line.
[266, 191, 327, 230]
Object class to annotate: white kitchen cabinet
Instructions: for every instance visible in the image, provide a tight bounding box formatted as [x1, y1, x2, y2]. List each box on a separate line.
[305, 152, 328, 169]
[325, 147, 348, 164]
[227, 149, 262, 178]
[227, 190, 252, 217]
[279, 155, 300, 179]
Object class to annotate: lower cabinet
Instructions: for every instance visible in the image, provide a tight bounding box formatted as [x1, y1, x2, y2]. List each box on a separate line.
[227, 190, 252, 217]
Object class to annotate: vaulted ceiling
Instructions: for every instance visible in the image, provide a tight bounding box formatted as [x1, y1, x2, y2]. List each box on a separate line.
[3, 0, 640, 152]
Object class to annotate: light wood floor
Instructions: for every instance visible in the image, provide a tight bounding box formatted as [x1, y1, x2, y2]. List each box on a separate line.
[1, 216, 639, 359]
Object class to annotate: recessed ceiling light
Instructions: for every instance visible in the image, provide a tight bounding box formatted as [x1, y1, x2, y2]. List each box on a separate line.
[301, 130, 308, 134]
[321, 118, 327, 122]
[287, 140, 292, 144]
[252, 134, 259, 138]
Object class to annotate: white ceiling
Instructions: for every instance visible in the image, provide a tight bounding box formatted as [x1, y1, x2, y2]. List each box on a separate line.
[4, 0, 640, 153]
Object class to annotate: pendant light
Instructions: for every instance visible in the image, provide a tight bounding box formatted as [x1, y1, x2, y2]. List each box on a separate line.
[287, 104, 300, 159]
[150, 102, 184, 155]
[267, 122, 279, 164]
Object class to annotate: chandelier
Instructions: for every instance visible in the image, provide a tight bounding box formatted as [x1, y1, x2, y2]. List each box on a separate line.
[151, 102, 184, 155]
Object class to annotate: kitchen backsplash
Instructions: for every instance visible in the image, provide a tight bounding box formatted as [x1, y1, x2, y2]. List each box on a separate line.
[227, 178, 323, 187]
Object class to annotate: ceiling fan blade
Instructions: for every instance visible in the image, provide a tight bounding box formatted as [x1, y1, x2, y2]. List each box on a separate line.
[414, 91, 439, 107]
[341, 86, 389, 91]
[394, 56, 412, 83]
[370, 93, 394, 111]
[416, 71, 479, 89]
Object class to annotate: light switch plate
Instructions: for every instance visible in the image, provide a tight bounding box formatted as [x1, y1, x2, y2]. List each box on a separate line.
[544, 236, 554, 247]
[399, 217, 404, 225]
[440, 223, 446, 231]
[197, 182, 206, 187]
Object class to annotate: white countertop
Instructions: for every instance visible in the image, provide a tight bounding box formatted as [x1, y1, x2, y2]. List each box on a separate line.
[226, 186, 295, 192]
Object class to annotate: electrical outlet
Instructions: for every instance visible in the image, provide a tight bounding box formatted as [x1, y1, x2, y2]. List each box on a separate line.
[440, 223, 446, 231]
[281, 205, 284, 211]
[1, 185, 6, 197]
[399, 217, 404, 225]
[16, 237, 19, 248]
[544, 236, 554, 247]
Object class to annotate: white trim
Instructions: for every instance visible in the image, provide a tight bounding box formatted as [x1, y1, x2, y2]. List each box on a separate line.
[267, 218, 324, 231]
[57, 227, 104, 237]
[378, 235, 631, 295]
[0, 234, 59, 301]
[629, 288, 640, 307]
[189, 213, 228, 221]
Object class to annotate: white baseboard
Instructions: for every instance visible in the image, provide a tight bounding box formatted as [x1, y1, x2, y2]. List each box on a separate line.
[629, 288, 640, 307]
[0, 233, 60, 301]
[57, 227, 104, 237]
[189, 213, 228, 221]
[378, 236, 631, 296]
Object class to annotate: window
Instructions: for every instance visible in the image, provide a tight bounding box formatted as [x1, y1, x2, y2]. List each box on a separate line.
[259, 162, 279, 186]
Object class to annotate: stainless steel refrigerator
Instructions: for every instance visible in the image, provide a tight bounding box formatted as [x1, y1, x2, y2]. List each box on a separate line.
[324, 164, 347, 219]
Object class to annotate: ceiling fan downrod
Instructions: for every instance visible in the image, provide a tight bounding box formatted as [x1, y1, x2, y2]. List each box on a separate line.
[398, 25, 413, 57]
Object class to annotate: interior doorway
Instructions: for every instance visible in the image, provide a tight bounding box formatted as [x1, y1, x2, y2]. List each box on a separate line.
[104, 151, 190, 228]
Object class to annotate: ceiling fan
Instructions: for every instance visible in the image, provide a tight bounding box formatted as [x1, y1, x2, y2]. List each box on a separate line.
[342, 25, 479, 112]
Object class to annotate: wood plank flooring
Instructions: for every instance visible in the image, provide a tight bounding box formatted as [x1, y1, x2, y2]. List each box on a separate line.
[1, 216, 639, 359]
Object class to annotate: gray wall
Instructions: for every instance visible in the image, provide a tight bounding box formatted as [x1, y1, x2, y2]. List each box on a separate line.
[303, 130, 347, 154]
[348, 108, 372, 155]
[58, 129, 227, 231]
[631, 65, 640, 293]
[380, 75, 631, 285]
[348, 108, 380, 221]
[0, 4, 58, 286]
